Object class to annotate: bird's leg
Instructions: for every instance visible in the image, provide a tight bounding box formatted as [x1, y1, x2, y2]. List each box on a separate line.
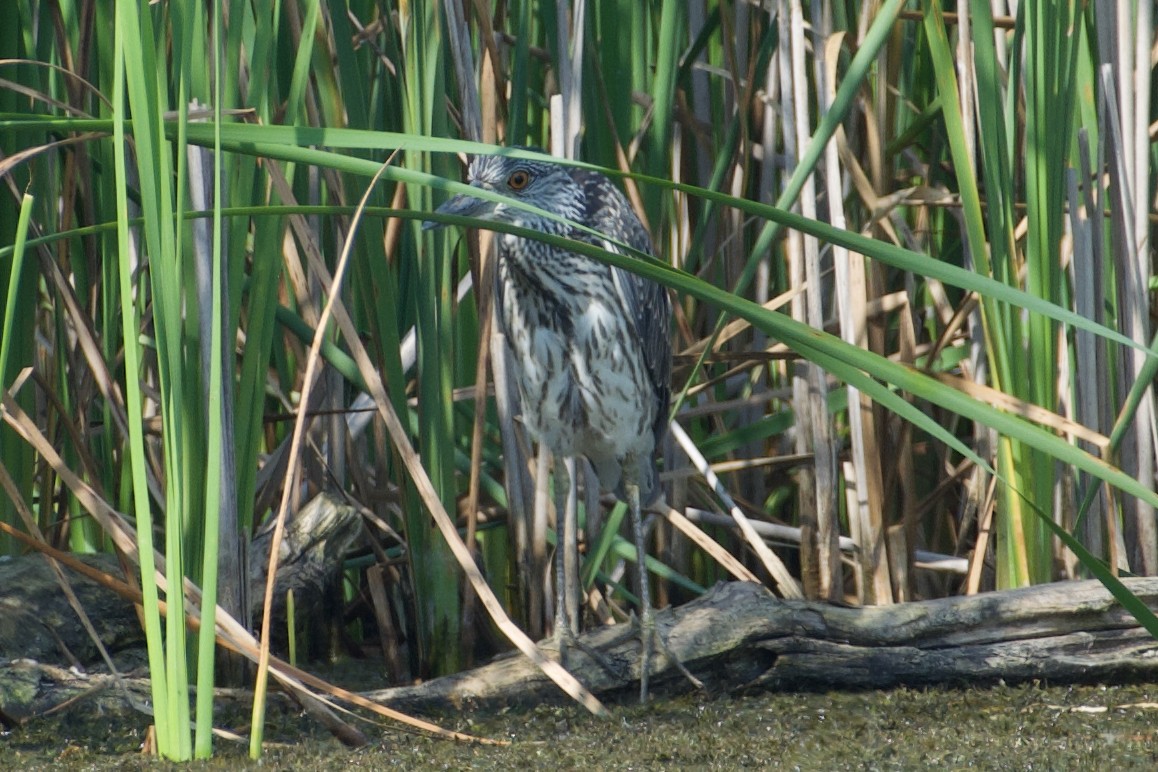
[625, 455, 704, 703]
[562, 456, 580, 637]
[551, 454, 575, 655]
[624, 457, 655, 703]
[546, 455, 625, 681]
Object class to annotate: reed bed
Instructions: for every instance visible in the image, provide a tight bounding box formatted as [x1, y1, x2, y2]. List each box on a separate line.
[0, 0, 1154, 759]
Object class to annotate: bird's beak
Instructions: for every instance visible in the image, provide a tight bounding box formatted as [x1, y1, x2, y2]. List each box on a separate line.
[422, 186, 493, 231]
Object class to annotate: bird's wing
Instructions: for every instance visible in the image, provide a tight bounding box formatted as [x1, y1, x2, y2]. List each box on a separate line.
[571, 169, 672, 441]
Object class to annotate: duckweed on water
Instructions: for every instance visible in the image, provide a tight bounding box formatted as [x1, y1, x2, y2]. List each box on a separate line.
[5, 682, 1158, 770]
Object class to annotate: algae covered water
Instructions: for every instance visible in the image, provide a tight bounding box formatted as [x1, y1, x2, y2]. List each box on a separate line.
[5, 682, 1158, 770]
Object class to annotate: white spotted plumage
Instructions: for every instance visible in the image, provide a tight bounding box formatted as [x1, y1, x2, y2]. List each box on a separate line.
[427, 150, 682, 703]
[437, 153, 670, 502]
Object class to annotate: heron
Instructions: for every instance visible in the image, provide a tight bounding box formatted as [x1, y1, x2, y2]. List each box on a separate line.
[425, 150, 674, 701]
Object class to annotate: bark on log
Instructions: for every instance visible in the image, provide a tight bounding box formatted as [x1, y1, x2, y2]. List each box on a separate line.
[366, 578, 1158, 711]
[5, 521, 1158, 720]
[0, 493, 361, 721]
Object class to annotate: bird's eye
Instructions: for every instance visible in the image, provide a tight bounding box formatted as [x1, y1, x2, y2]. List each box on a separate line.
[507, 170, 531, 190]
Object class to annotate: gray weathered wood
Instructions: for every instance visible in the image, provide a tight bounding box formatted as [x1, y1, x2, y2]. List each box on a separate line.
[0, 493, 361, 721]
[365, 578, 1158, 710]
[5, 538, 1158, 718]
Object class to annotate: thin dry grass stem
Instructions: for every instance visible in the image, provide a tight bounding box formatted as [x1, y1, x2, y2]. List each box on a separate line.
[366, 564, 409, 683]
[677, 391, 788, 421]
[489, 320, 539, 633]
[660, 506, 760, 583]
[681, 453, 812, 477]
[670, 420, 801, 598]
[250, 160, 399, 747]
[814, 13, 890, 606]
[896, 10, 1016, 30]
[464, 1, 505, 114]
[3, 388, 146, 561]
[682, 353, 793, 400]
[0, 57, 110, 112]
[954, 3, 975, 173]
[889, 294, 920, 601]
[965, 474, 998, 595]
[530, 445, 551, 638]
[26, 367, 110, 511]
[587, 50, 650, 231]
[834, 115, 901, 236]
[924, 291, 980, 369]
[929, 371, 1110, 451]
[381, 179, 408, 261]
[682, 505, 967, 575]
[442, 0, 482, 144]
[554, 0, 586, 161]
[460, 233, 492, 663]
[0, 134, 106, 177]
[912, 457, 976, 525]
[779, 0, 841, 600]
[681, 283, 804, 355]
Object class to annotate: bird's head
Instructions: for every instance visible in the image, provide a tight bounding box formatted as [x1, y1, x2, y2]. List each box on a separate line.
[424, 151, 581, 233]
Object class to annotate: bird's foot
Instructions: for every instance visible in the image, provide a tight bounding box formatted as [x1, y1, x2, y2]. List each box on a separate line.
[541, 625, 628, 683]
[631, 609, 705, 703]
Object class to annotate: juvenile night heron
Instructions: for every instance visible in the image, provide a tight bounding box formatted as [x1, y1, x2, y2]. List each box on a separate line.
[426, 151, 672, 701]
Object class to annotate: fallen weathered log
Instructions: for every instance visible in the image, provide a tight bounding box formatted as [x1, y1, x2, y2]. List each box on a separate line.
[0, 552, 142, 667]
[0, 493, 362, 722]
[5, 523, 1158, 721]
[366, 578, 1158, 711]
[0, 493, 362, 668]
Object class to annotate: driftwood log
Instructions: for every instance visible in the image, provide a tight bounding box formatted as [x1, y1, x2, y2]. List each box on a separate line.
[367, 578, 1158, 711]
[0, 493, 361, 721]
[4, 518, 1158, 720]
[0, 493, 361, 666]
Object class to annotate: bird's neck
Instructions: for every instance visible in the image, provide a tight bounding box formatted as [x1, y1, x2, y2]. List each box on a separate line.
[497, 237, 596, 308]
